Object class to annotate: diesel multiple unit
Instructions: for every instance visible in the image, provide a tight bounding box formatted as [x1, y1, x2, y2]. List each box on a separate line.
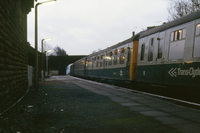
[69, 11, 200, 88]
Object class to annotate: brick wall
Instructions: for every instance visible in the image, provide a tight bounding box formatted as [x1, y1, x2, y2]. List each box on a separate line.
[0, 0, 34, 111]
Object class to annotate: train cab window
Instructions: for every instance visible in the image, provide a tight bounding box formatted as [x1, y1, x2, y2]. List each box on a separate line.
[140, 44, 145, 61]
[171, 29, 186, 41]
[196, 24, 200, 36]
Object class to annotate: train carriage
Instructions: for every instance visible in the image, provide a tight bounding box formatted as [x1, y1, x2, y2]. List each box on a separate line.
[72, 57, 87, 77]
[137, 11, 200, 88]
[86, 37, 134, 81]
[70, 10, 200, 89]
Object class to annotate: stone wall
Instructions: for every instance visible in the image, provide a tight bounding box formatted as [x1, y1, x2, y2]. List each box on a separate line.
[0, 0, 34, 111]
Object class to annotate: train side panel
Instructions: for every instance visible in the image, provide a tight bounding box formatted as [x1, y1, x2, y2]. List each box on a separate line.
[137, 16, 200, 88]
[86, 39, 133, 81]
[73, 58, 87, 77]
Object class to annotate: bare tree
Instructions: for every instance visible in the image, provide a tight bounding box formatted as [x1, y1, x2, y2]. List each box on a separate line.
[50, 46, 67, 56]
[168, 0, 200, 20]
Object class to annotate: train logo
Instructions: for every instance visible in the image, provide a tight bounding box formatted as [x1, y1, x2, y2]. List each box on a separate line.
[168, 68, 177, 77]
[168, 67, 200, 78]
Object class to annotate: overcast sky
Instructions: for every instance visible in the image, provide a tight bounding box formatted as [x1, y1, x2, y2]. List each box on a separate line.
[28, 0, 169, 55]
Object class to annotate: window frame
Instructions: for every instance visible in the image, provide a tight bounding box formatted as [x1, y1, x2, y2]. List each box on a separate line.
[157, 38, 163, 59]
[195, 24, 200, 36]
[140, 44, 145, 61]
[148, 38, 154, 62]
[170, 29, 186, 42]
[119, 47, 126, 64]
[108, 51, 113, 66]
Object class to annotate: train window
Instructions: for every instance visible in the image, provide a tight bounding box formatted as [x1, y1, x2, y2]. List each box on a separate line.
[113, 49, 119, 65]
[171, 29, 186, 41]
[194, 24, 200, 57]
[121, 48, 125, 53]
[150, 38, 154, 46]
[115, 49, 118, 55]
[110, 51, 113, 56]
[196, 24, 200, 36]
[119, 56, 125, 64]
[101, 55, 104, 59]
[91, 60, 94, 68]
[105, 53, 109, 66]
[109, 52, 113, 65]
[157, 38, 163, 59]
[113, 56, 118, 65]
[96, 61, 99, 67]
[148, 38, 154, 62]
[119, 47, 125, 64]
[100, 62, 103, 67]
[140, 44, 145, 61]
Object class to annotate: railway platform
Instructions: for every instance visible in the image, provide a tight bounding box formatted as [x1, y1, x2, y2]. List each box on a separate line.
[0, 76, 200, 133]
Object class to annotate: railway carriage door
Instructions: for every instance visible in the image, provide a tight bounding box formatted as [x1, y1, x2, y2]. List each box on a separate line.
[156, 32, 165, 60]
[194, 24, 200, 57]
[129, 41, 139, 81]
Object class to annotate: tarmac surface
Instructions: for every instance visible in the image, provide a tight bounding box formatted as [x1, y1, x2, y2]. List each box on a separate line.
[0, 76, 200, 133]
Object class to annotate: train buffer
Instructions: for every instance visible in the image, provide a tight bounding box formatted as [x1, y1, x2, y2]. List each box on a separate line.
[0, 76, 200, 133]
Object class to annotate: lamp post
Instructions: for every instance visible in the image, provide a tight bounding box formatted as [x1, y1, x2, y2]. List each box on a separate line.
[41, 37, 52, 81]
[35, 0, 56, 91]
[45, 50, 52, 78]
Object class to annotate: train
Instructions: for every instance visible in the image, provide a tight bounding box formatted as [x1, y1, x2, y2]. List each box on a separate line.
[68, 11, 200, 89]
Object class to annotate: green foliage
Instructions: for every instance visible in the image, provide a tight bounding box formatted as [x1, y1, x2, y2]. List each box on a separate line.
[51, 46, 67, 56]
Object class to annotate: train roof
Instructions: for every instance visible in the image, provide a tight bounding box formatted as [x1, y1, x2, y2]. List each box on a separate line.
[140, 10, 200, 38]
[87, 35, 134, 57]
[106, 36, 134, 50]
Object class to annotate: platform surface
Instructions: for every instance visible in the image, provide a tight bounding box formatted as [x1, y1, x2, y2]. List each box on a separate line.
[0, 76, 199, 133]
